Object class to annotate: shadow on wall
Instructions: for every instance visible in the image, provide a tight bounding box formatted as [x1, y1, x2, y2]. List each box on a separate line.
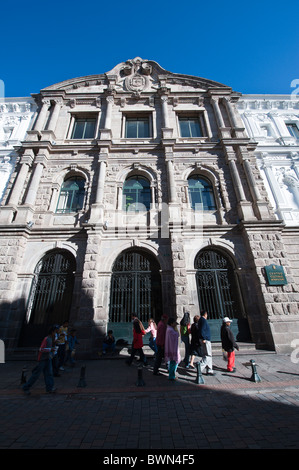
[0, 292, 112, 359]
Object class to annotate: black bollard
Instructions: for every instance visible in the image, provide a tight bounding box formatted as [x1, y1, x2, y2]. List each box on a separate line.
[136, 364, 145, 387]
[77, 365, 87, 387]
[20, 366, 27, 385]
[195, 362, 205, 385]
[250, 359, 261, 383]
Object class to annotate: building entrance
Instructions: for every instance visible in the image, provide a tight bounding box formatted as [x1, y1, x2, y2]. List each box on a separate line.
[108, 249, 163, 342]
[195, 248, 251, 342]
[19, 249, 75, 347]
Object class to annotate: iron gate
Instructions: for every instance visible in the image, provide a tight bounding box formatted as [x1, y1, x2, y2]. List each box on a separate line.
[195, 249, 250, 341]
[195, 250, 236, 320]
[109, 251, 162, 325]
[19, 250, 75, 346]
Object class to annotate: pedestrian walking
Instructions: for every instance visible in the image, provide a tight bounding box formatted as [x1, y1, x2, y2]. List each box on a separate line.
[52, 325, 60, 377]
[126, 318, 148, 366]
[198, 311, 215, 375]
[221, 317, 239, 372]
[189, 315, 201, 368]
[153, 314, 168, 375]
[22, 327, 57, 395]
[65, 329, 79, 365]
[164, 318, 181, 381]
[180, 311, 191, 367]
[57, 320, 69, 371]
[144, 318, 158, 356]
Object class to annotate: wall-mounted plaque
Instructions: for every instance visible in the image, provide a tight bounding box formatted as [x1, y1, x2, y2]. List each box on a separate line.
[265, 265, 287, 286]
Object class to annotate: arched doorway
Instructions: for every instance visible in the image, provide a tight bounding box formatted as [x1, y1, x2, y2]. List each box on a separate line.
[19, 249, 76, 347]
[108, 249, 163, 341]
[195, 248, 251, 342]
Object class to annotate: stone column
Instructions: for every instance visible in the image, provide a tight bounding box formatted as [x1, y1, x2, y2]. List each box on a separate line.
[228, 159, 246, 202]
[226, 150, 256, 220]
[95, 160, 107, 204]
[104, 95, 114, 129]
[33, 99, 50, 131]
[7, 149, 34, 206]
[8, 162, 30, 206]
[243, 159, 262, 202]
[47, 99, 62, 133]
[223, 97, 240, 128]
[24, 162, 44, 206]
[167, 160, 177, 203]
[210, 97, 225, 128]
[161, 95, 170, 128]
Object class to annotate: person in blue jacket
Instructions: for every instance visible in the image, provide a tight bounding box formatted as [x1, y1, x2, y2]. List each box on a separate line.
[198, 311, 215, 375]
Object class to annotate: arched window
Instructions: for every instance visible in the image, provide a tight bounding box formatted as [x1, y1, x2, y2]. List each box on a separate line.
[188, 175, 216, 211]
[123, 176, 151, 211]
[56, 176, 85, 213]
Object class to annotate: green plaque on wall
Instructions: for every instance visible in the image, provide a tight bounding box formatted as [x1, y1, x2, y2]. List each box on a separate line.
[265, 265, 287, 286]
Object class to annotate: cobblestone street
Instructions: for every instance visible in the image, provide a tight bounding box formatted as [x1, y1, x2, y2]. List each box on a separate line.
[1, 350, 299, 455]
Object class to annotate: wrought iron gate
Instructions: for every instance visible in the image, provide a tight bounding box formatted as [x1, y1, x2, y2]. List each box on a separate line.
[195, 250, 236, 320]
[195, 249, 250, 341]
[195, 250, 237, 320]
[109, 251, 162, 325]
[19, 250, 75, 346]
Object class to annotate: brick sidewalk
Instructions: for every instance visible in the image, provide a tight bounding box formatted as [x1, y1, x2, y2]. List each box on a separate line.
[1, 349, 299, 396]
[1, 351, 299, 450]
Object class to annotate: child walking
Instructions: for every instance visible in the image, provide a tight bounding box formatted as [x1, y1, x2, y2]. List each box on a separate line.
[126, 317, 148, 366]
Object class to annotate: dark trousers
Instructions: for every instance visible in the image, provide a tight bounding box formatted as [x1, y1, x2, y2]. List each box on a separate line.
[22, 358, 54, 392]
[52, 354, 59, 376]
[127, 347, 147, 365]
[153, 345, 164, 374]
[57, 343, 66, 367]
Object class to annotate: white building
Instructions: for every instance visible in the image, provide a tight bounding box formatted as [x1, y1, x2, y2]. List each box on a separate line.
[0, 98, 36, 202]
[238, 95, 299, 225]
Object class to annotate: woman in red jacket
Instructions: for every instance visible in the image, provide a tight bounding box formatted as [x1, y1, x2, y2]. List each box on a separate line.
[126, 318, 148, 366]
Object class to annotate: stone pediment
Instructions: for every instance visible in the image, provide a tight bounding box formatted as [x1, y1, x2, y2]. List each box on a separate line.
[40, 57, 232, 95]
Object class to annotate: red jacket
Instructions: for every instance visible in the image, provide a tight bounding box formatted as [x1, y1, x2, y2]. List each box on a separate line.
[133, 329, 145, 349]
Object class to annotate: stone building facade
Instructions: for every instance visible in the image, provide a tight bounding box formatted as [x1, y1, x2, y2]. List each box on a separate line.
[0, 58, 299, 356]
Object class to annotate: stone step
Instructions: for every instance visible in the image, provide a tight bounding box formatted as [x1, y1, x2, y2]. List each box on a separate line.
[7, 341, 275, 362]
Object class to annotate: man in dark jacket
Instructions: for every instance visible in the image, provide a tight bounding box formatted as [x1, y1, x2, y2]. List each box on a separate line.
[221, 317, 239, 372]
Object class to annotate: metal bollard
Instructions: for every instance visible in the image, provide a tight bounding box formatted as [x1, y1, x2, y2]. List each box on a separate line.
[77, 365, 87, 387]
[20, 366, 27, 385]
[195, 362, 205, 384]
[250, 359, 261, 383]
[136, 364, 145, 387]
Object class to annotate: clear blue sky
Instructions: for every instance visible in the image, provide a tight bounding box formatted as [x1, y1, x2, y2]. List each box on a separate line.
[1, 0, 299, 97]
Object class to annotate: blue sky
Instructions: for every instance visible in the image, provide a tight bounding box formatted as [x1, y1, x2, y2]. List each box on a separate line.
[1, 0, 298, 97]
